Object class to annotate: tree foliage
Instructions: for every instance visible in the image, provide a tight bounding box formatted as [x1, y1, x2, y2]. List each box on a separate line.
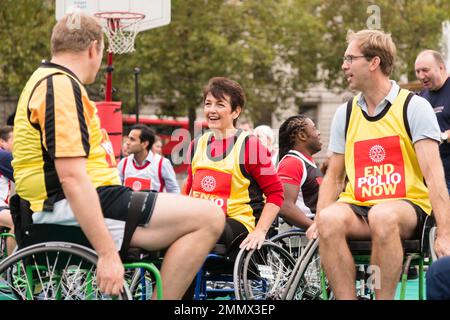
[0, 0, 54, 97]
[317, 0, 450, 88]
[1, 0, 450, 125]
[112, 0, 325, 127]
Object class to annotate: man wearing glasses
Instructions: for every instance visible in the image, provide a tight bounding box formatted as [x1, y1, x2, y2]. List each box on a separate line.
[307, 29, 450, 299]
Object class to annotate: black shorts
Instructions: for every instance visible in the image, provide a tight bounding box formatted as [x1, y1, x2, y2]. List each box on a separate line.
[217, 218, 248, 250]
[349, 200, 427, 238]
[97, 186, 156, 227]
[0, 206, 9, 212]
[28, 185, 158, 251]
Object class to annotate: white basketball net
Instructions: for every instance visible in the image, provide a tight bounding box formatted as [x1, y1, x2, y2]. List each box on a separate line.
[95, 12, 144, 55]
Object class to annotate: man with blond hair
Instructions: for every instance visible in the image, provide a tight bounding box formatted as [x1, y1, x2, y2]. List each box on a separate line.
[307, 29, 450, 299]
[12, 13, 224, 298]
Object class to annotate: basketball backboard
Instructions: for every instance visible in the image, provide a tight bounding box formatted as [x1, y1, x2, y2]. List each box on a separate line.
[55, 0, 171, 32]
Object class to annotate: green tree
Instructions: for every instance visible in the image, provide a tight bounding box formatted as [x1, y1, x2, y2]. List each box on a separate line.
[0, 0, 54, 97]
[317, 0, 450, 88]
[111, 0, 325, 130]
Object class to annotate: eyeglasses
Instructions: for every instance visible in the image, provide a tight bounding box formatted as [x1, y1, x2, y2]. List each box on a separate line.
[342, 55, 367, 64]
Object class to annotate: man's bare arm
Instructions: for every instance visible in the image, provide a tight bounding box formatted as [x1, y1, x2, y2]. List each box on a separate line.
[316, 153, 347, 214]
[55, 157, 124, 295]
[279, 183, 313, 229]
[415, 139, 450, 257]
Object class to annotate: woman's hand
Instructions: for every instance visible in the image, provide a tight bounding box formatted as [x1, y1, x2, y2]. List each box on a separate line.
[239, 229, 266, 250]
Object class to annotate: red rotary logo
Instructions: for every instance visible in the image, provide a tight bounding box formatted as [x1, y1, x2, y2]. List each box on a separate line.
[201, 175, 216, 192]
[132, 180, 142, 190]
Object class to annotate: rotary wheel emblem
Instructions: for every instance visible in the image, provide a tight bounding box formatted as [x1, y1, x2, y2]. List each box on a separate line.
[132, 180, 142, 190]
[369, 144, 386, 163]
[201, 176, 216, 192]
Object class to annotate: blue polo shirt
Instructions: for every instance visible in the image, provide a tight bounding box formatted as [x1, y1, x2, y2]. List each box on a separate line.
[0, 149, 14, 181]
[419, 77, 450, 192]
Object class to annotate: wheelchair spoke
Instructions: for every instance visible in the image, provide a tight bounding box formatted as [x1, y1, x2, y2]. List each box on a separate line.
[241, 243, 295, 300]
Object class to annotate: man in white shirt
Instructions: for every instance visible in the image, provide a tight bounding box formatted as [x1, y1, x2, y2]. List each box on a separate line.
[118, 124, 180, 193]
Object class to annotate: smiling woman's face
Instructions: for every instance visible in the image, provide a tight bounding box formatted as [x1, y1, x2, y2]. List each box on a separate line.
[203, 92, 241, 132]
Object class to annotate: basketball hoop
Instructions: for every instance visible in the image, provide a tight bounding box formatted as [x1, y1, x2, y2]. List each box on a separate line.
[95, 12, 145, 54]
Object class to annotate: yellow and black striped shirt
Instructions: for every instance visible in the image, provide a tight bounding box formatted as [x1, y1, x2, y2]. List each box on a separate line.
[12, 61, 120, 212]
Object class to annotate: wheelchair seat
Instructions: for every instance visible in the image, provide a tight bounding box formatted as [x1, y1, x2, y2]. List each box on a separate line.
[19, 223, 163, 262]
[200, 236, 244, 275]
[121, 247, 164, 263]
[348, 214, 435, 257]
[211, 243, 227, 256]
[20, 223, 91, 249]
[346, 214, 435, 300]
[348, 239, 422, 255]
[193, 232, 248, 300]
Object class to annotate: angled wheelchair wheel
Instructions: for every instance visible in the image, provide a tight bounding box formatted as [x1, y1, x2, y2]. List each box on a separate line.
[125, 262, 163, 300]
[233, 241, 296, 300]
[283, 239, 331, 300]
[270, 229, 307, 261]
[233, 247, 248, 300]
[0, 242, 131, 300]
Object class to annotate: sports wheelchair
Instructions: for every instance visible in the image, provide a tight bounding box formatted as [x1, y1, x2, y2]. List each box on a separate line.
[193, 233, 248, 300]
[281, 215, 436, 300]
[192, 216, 287, 300]
[0, 223, 164, 300]
[0, 194, 163, 301]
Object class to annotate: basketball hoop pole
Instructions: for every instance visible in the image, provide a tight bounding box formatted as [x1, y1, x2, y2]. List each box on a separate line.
[134, 67, 140, 123]
[105, 51, 114, 101]
[104, 18, 116, 102]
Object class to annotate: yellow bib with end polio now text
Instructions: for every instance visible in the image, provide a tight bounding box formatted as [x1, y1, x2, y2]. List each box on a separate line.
[339, 89, 431, 214]
[190, 130, 265, 232]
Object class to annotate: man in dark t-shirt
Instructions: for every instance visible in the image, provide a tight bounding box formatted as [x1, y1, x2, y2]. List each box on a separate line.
[0, 149, 13, 181]
[415, 50, 450, 193]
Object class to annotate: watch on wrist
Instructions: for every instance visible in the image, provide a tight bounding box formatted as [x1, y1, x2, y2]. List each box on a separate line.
[441, 132, 449, 144]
